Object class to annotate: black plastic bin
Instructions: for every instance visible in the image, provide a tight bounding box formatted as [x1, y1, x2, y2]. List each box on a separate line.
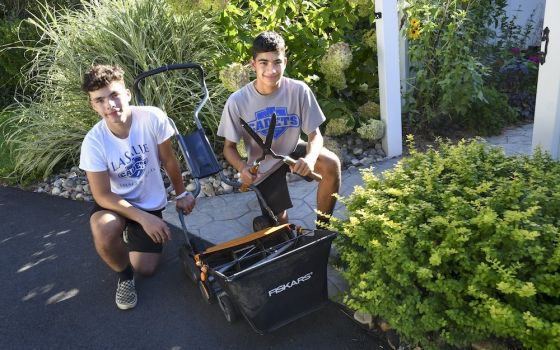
[208, 226, 337, 334]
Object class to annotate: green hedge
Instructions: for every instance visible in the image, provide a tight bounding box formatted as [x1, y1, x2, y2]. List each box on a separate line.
[332, 138, 560, 349]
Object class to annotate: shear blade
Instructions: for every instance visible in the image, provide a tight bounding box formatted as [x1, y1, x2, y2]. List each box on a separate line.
[264, 112, 276, 149]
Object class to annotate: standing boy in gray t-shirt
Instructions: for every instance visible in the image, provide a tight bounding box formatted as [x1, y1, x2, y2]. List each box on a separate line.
[218, 31, 341, 229]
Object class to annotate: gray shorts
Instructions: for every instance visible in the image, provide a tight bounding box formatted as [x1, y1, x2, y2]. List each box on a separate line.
[255, 142, 312, 216]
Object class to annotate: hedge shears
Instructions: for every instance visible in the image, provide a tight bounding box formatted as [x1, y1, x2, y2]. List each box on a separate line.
[239, 112, 322, 192]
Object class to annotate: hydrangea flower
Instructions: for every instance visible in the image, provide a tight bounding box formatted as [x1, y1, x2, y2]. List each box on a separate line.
[325, 118, 354, 137]
[363, 29, 377, 49]
[219, 62, 250, 93]
[349, 0, 374, 17]
[319, 42, 353, 90]
[357, 101, 381, 119]
[357, 119, 385, 140]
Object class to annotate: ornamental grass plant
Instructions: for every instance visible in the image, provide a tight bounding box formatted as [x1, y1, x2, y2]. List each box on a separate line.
[2, 0, 228, 181]
[330, 138, 560, 350]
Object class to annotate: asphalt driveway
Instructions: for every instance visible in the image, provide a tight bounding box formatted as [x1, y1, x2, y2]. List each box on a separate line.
[0, 186, 388, 349]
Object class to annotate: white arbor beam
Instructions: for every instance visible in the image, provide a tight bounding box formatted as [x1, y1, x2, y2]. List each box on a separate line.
[532, 0, 560, 159]
[376, 0, 403, 158]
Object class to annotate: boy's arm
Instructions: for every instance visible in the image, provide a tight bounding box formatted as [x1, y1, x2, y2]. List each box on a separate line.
[86, 170, 172, 243]
[158, 138, 195, 215]
[223, 139, 257, 186]
[291, 128, 323, 177]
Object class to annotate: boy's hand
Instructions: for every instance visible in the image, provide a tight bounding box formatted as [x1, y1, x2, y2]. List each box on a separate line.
[176, 193, 196, 215]
[139, 212, 172, 244]
[240, 164, 258, 186]
[291, 157, 316, 177]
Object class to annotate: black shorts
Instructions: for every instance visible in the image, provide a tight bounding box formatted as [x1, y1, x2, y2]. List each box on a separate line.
[90, 203, 164, 253]
[255, 142, 313, 216]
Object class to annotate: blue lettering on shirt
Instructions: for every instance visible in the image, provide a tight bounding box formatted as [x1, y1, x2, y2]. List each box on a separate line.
[110, 144, 150, 178]
[249, 107, 300, 139]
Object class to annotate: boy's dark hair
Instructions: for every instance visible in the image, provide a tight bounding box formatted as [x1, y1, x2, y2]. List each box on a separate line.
[82, 64, 125, 93]
[252, 31, 286, 58]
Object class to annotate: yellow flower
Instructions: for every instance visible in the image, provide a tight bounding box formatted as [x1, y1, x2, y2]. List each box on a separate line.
[410, 18, 420, 28]
[409, 27, 420, 40]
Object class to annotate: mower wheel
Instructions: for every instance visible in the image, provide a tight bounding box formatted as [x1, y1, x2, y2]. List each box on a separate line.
[198, 280, 215, 304]
[217, 292, 238, 323]
[178, 244, 198, 283]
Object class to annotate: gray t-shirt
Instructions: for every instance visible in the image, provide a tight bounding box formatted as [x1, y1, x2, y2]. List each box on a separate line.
[218, 77, 325, 183]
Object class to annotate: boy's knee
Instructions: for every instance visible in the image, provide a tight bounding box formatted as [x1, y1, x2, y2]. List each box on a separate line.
[90, 212, 125, 245]
[318, 150, 341, 177]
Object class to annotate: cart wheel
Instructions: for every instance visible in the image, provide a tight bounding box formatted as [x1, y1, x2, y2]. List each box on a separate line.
[198, 280, 215, 304]
[217, 292, 238, 323]
[178, 245, 198, 283]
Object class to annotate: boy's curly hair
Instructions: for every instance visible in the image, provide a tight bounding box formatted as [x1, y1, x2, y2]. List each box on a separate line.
[252, 31, 286, 58]
[82, 64, 125, 92]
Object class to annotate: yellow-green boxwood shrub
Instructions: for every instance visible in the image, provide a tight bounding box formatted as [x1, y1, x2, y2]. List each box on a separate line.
[332, 138, 560, 349]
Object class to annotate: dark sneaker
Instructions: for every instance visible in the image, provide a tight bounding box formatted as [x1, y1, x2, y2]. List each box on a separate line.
[116, 279, 137, 310]
[252, 215, 274, 231]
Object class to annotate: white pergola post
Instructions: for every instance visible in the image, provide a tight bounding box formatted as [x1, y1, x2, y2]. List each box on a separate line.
[376, 0, 403, 158]
[532, 0, 560, 159]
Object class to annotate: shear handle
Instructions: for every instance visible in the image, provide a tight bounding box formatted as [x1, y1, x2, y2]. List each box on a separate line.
[282, 156, 322, 182]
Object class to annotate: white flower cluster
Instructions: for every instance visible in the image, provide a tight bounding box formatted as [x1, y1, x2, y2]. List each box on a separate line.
[319, 42, 353, 90]
[325, 118, 354, 137]
[357, 101, 381, 119]
[357, 119, 385, 141]
[219, 62, 250, 93]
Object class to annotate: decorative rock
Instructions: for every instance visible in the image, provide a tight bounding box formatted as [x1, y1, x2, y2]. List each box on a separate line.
[51, 187, 61, 196]
[75, 193, 85, 201]
[221, 182, 234, 194]
[62, 178, 77, 190]
[361, 157, 374, 166]
[186, 183, 197, 192]
[353, 311, 373, 328]
[212, 178, 221, 188]
[201, 182, 215, 197]
[83, 184, 90, 193]
[53, 179, 64, 188]
[351, 158, 361, 166]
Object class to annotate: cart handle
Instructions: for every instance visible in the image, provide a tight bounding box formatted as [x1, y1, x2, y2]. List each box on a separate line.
[132, 63, 209, 130]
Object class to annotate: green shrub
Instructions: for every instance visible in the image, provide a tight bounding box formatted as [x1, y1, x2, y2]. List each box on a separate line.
[0, 18, 36, 107]
[402, 0, 533, 135]
[331, 138, 560, 349]
[3, 0, 229, 181]
[214, 0, 378, 127]
[0, 109, 17, 183]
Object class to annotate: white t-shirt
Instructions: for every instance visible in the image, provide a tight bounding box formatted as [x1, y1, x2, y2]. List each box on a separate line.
[218, 77, 325, 183]
[79, 106, 174, 211]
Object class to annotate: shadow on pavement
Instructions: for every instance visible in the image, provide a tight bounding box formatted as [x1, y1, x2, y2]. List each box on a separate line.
[0, 186, 388, 349]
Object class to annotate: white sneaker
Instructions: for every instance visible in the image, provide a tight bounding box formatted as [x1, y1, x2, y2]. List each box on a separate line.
[115, 279, 137, 310]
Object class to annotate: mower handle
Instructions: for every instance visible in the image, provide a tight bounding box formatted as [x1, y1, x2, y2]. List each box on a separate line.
[132, 63, 209, 130]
